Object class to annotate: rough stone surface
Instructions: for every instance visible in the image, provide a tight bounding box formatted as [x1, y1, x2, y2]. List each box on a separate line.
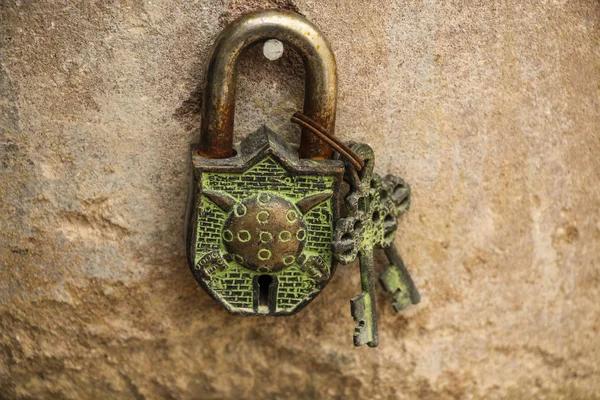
[1, 1, 599, 399]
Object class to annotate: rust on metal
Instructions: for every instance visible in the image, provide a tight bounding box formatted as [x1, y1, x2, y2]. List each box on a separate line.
[187, 9, 420, 345]
[199, 9, 338, 159]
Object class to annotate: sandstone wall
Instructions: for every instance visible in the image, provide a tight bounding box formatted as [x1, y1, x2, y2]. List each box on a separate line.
[1, 1, 599, 399]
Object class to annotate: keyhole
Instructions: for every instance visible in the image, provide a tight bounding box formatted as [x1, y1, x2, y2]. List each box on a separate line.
[257, 274, 273, 308]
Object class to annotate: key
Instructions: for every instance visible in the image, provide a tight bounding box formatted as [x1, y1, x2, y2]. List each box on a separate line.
[332, 142, 419, 347]
[351, 249, 379, 347]
[380, 243, 421, 312]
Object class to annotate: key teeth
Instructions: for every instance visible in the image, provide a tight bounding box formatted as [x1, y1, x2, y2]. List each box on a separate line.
[391, 290, 412, 312]
[379, 264, 420, 313]
[350, 293, 376, 347]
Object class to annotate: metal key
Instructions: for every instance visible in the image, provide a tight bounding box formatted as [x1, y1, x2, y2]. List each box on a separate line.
[332, 142, 419, 347]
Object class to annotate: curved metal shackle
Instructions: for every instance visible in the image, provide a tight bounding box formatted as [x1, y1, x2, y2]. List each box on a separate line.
[198, 9, 338, 159]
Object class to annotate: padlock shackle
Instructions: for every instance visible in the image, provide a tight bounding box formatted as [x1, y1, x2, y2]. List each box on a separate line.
[198, 10, 338, 159]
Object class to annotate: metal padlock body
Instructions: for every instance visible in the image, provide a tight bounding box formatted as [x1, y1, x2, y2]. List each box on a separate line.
[187, 10, 344, 316]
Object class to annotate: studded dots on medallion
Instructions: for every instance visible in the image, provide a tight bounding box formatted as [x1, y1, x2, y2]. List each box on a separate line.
[223, 193, 307, 272]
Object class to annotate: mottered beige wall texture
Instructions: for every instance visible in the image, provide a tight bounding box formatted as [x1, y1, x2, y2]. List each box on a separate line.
[1, 1, 599, 399]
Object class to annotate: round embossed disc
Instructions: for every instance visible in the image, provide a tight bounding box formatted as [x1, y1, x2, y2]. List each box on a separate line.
[223, 193, 306, 272]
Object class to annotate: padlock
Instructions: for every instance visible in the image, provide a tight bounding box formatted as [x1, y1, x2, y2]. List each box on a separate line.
[187, 9, 420, 346]
[186, 10, 345, 316]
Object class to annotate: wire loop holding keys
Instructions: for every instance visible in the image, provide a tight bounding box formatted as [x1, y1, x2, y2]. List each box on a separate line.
[291, 111, 365, 171]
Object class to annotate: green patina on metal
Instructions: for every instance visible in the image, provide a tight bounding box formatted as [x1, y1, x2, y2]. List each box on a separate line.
[187, 127, 344, 316]
[194, 155, 336, 312]
[186, 10, 421, 346]
[332, 142, 420, 347]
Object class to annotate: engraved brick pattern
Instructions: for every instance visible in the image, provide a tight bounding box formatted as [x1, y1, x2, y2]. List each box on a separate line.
[195, 198, 225, 257]
[213, 270, 254, 309]
[276, 267, 314, 309]
[195, 156, 336, 313]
